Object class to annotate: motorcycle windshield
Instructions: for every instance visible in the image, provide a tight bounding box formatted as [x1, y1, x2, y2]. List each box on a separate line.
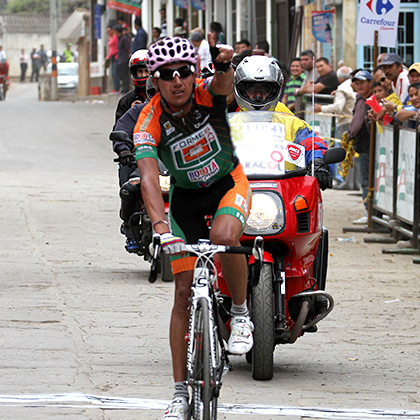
[228, 111, 306, 177]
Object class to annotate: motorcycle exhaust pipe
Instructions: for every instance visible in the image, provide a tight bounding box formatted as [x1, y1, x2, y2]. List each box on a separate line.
[288, 300, 310, 343]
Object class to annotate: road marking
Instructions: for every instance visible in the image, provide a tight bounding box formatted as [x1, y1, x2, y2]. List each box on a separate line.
[0, 393, 419, 419]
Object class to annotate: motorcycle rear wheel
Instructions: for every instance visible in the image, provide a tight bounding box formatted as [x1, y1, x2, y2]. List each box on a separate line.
[250, 262, 275, 380]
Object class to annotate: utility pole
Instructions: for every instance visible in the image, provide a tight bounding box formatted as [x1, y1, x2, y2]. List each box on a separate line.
[50, 0, 58, 101]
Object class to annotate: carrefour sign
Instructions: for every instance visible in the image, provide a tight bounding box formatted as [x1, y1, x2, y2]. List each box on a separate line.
[356, 0, 401, 47]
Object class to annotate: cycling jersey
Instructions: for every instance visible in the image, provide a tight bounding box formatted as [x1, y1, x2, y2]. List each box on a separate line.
[133, 78, 237, 189]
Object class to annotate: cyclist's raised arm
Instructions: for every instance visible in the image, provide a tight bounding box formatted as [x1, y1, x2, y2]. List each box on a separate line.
[207, 32, 234, 97]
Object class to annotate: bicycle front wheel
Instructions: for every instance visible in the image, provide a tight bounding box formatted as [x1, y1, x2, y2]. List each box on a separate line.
[190, 297, 217, 420]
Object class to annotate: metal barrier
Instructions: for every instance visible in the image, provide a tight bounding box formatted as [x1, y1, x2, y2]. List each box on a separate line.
[371, 121, 420, 256]
[297, 93, 420, 262]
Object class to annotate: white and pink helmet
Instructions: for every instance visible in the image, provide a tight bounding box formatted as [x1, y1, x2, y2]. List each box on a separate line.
[147, 37, 197, 74]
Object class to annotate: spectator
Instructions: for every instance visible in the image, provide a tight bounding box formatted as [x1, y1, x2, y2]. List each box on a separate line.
[19, 48, 29, 83]
[30, 46, 41, 82]
[38, 44, 49, 71]
[190, 29, 211, 72]
[294, 49, 319, 114]
[152, 27, 162, 42]
[131, 17, 148, 53]
[282, 58, 305, 111]
[105, 25, 119, 94]
[372, 66, 393, 96]
[234, 39, 251, 55]
[210, 21, 226, 44]
[348, 70, 373, 225]
[314, 65, 356, 137]
[174, 26, 188, 38]
[160, 7, 167, 36]
[309, 57, 339, 95]
[377, 52, 387, 65]
[408, 63, 420, 86]
[372, 81, 388, 103]
[255, 39, 270, 55]
[396, 82, 420, 123]
[115, 24, 131, 94]
[314, 66, 358, 190]
[0, 45, 6, 61]
[380, 53, 409, 103]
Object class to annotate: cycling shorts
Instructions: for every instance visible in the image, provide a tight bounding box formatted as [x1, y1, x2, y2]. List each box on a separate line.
[169, 164, 251, 274]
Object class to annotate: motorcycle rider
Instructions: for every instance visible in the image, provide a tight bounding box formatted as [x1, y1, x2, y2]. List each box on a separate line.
[112, 50, 151, 253]
[112, 78, 157, 254]
[133, 35, 253, 419]
[233, 55, 332, 189]
[113, 49, 150, 124]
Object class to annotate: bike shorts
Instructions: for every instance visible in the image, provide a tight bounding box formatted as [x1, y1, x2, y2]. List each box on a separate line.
[169, 164, 252, 275]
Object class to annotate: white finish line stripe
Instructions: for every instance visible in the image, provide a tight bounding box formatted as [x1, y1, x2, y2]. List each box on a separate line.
[0, 393, 419, 419]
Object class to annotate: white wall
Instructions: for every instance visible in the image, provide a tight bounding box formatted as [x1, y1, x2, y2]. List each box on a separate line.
[1, 33, 69, 78]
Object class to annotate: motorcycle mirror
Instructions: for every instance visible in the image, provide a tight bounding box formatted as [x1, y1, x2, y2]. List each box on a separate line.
[323, 147, 346, 165]
[109, 130, 133, 145]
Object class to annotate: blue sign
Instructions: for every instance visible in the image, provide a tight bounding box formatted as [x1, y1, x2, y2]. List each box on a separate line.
[94, 4, 102, 40]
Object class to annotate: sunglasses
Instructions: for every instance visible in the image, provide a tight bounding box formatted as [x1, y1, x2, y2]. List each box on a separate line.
[379, 76, 386, 82]
[154, 65, 194, 81]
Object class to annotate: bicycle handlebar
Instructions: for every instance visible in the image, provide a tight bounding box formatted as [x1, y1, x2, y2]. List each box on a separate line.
[148, 236, 264, 284]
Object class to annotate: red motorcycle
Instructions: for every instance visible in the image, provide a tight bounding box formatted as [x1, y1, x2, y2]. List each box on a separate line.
[215, 111, 345, 380]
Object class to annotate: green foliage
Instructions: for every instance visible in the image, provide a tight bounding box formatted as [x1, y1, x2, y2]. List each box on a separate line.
[7, 0, 49, 13]
[6, 0, 88, 14]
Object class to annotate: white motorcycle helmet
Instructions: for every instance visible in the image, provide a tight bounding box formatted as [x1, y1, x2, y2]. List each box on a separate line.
[234, 55, 284, 111]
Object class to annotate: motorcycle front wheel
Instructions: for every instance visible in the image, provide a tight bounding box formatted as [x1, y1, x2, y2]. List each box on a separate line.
[250, 262, 275, 380]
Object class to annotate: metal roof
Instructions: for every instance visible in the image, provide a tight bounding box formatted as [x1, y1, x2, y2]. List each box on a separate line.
[0, 13, 70, 35]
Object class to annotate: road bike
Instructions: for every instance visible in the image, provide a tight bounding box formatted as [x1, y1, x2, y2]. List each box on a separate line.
[149, 235, 263, 419]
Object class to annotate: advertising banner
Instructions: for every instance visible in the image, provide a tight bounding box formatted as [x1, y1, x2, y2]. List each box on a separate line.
[192, 0, 206, 10]
[174, 0, 189, 9]
[356, 0, 401, 47]
[108, 0, 142, 16]
[312, 11, 334, 44]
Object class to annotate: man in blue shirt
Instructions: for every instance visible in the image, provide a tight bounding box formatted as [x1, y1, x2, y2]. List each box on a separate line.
[131, 17, 148, 53]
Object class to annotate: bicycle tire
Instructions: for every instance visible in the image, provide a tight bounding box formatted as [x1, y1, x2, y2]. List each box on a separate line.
[190, 297, 217, 420]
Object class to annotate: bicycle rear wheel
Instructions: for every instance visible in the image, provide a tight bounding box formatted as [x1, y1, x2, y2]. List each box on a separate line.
[190, 297, 217, 420]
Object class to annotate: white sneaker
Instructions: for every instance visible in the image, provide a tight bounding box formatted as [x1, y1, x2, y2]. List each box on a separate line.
[162, 396, 189, 420]
[352, 215, 368, 225]
[228, 315, 254, 354]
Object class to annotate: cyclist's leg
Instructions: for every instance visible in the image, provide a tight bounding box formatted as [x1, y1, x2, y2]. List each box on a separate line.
[170, 269, 193, 382]
[210, 164, 251, 305]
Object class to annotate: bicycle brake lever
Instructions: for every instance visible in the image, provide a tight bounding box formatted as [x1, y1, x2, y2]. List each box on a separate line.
[149, 234, 161, 283]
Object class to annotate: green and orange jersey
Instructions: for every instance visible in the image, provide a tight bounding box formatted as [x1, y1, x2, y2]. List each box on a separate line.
[133, 78, 237, 189]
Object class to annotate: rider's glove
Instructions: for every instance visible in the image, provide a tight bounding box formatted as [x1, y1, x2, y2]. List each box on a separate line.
[308, 159, 333, 191]
[209, 44, 232, 73]
[118, 149, 132, 166]
[160, 233, 187, 255]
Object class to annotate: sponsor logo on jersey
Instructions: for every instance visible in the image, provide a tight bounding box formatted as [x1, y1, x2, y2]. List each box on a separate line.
[163, 121, 175, 136]
[187, 159, 220, 183]
[235, 193, 248, 214]
[134, 132, 156, 147]
[171, 123, 221, 170]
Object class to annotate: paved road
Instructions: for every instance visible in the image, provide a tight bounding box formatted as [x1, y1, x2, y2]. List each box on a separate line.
[1, 82, 419, 420]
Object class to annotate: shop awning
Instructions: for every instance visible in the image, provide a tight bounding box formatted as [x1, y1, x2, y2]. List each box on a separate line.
[108, 0, 142, 16]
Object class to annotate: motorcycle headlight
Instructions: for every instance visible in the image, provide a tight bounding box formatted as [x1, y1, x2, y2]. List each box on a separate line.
[244, 191, 284, 235]
[159, 175, 171, 193]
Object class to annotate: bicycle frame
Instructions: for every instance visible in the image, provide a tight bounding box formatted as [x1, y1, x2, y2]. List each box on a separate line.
[149, 237, 263, 420]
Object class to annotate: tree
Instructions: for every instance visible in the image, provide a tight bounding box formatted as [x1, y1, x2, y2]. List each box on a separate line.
[6, 0, 88, 14]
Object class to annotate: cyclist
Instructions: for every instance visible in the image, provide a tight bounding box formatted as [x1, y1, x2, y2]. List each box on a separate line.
[233, 55, 332, 188]
[133, 35, 253, 419]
